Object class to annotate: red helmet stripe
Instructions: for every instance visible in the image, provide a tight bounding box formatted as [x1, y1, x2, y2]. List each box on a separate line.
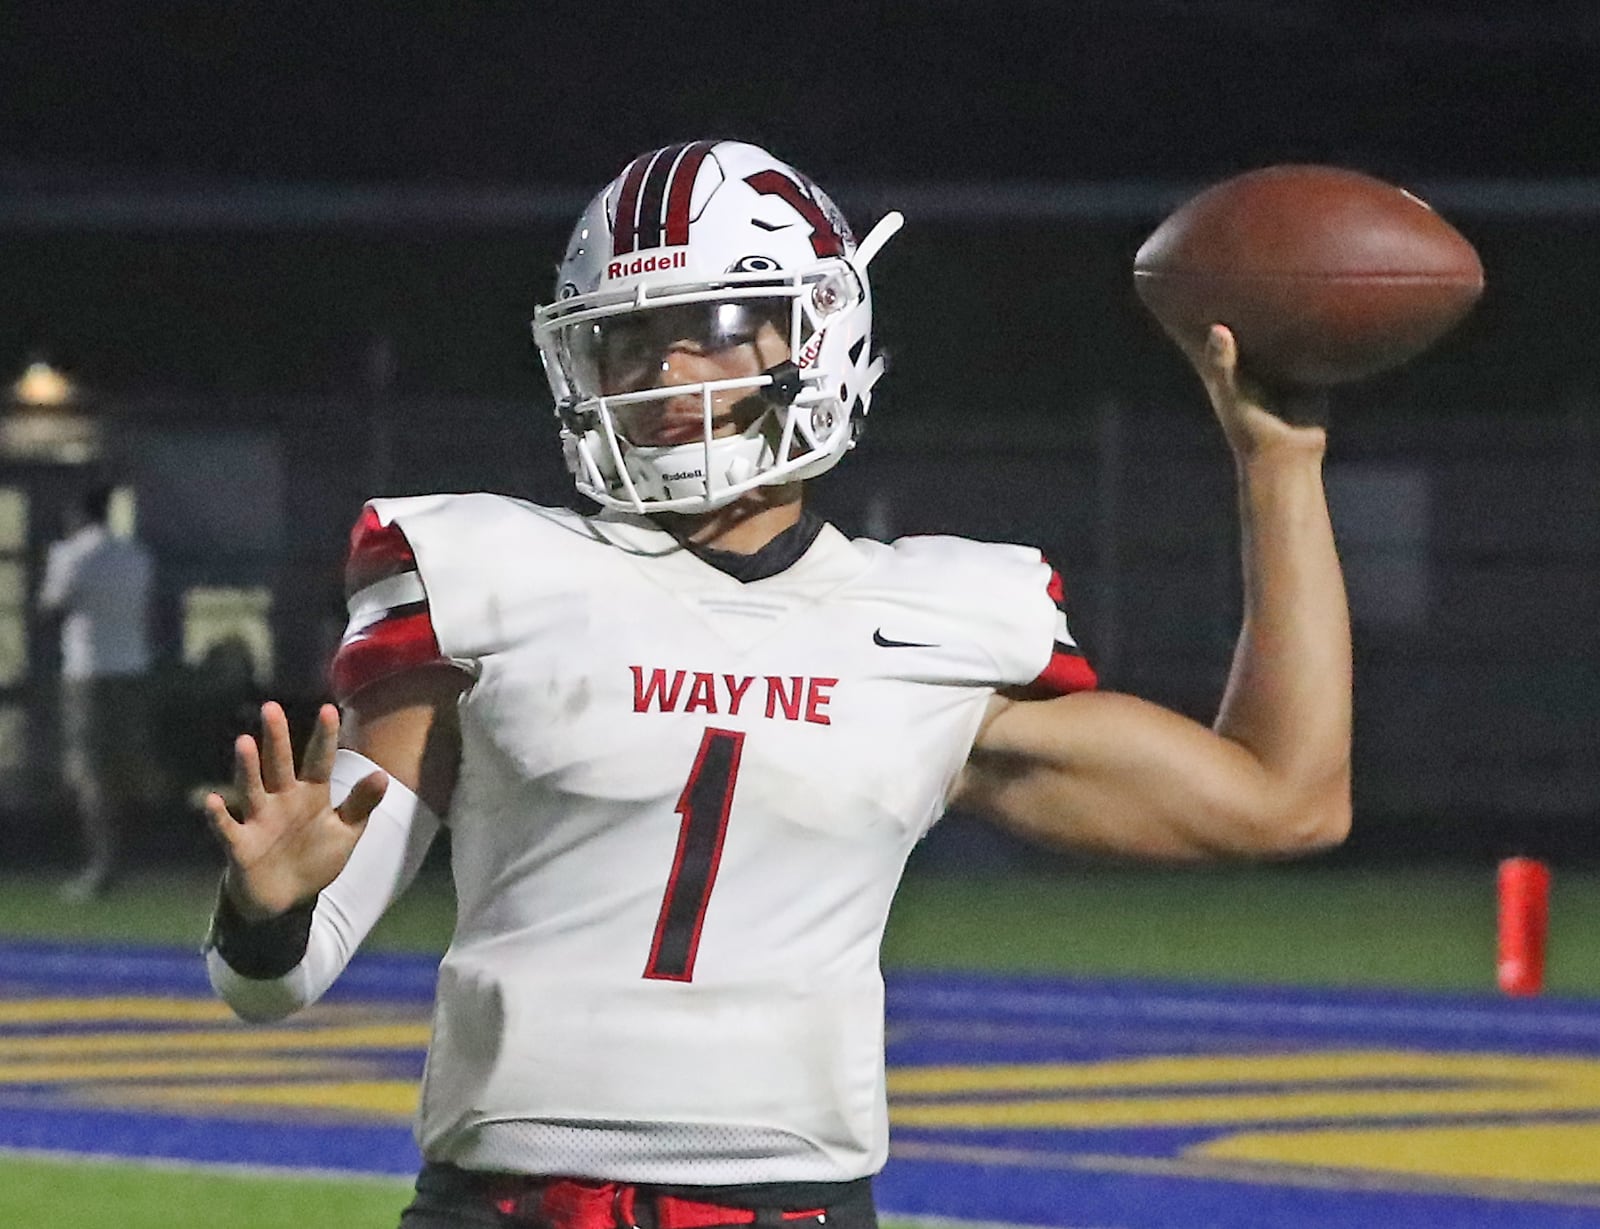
[634, 142, 688, 253]
[610, 150, 656, 258]
[663, 140, 716, 247]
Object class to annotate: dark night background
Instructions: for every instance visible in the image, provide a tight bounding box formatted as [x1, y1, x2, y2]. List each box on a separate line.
[5, 1, 1600, 401]
[9, 1, 1600, 185]
[2, 1, 1598, 867]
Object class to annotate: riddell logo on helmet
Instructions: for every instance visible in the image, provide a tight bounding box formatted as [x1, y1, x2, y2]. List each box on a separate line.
[606, 250, 688, 280]
[796, 329, 826, 369]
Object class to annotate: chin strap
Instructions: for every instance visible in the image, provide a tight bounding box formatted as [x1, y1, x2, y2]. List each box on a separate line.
[758, 361, 804, 407]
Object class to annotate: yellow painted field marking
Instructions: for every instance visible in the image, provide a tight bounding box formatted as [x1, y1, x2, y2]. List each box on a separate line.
[1196, 1122, 1600, 1186]
[0, 1022, 429, 1059]
[0, 993, 431, 1116]
[0, 998, 242, 1025]
[0, 996, 418, 1026]
[891, 1140, 1600, 1205]
[0, 1055, 350, 1083]
[888, 1052, 1600, 1129]
[18, 988, 1600, 1197]
[89, 1079, 419, 1118]
[889, 1050, 1535, 1093]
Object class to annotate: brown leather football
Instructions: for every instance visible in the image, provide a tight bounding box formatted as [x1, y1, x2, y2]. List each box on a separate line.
[1134, 165, 1484, 387]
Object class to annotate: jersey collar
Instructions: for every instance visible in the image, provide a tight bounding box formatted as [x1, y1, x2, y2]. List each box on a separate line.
[679, 508, 826, 583]
[592, 507, 842, 585]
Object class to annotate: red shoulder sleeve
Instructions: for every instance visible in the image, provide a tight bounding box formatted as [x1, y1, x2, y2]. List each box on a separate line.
[328, 506, 446, 703]
[1029, 565, 1098, 696]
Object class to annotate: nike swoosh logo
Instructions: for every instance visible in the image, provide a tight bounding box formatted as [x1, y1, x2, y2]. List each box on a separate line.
[873, 629, 937, 649]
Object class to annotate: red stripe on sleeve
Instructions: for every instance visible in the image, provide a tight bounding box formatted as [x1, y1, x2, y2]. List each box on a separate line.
[1032, 649, 1098, 696]
[329, 610, 444, 704]
[1031, 556, 1096, 695]
[345, 506, 418, 596]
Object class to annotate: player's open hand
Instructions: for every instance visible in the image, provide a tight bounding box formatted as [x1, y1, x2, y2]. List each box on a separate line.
[1186, 325, 1328, 460]
[205, 701, 388, 921]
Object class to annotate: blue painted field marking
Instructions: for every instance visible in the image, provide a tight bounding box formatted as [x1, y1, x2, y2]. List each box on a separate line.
[879, 971, 1600, 1228]
[0, 940, 437, 1000]
[7, 943, 1600, 1228]
[888, 971, 1600, 1048]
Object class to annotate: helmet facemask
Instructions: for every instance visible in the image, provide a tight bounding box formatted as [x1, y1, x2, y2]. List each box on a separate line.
[532, 140, 900, 514]
[537, 267, 871, 511]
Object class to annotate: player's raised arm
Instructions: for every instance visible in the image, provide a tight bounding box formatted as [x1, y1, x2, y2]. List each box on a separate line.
[207, 498, 471, 1021]
[952, 325, 1352, 860]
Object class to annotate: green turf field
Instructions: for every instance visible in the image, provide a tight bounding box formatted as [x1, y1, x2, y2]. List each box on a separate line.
[0, 1154, 414, 1229]
[4, 859, 1598, 992]
[0, 1154, 928, 1229]
[0, 1154, 939, 1229]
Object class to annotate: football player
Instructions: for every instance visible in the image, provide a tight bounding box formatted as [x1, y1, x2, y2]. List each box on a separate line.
[204, 141, 1351, 1228]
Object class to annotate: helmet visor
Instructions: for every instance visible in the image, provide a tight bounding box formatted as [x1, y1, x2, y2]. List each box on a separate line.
[557, 298, 794, 399]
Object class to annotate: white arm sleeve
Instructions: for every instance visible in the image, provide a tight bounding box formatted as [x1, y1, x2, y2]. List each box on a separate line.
[206, 749, 443, 1023]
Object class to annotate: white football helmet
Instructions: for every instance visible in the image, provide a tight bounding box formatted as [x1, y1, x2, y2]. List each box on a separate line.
[532, 140, 902, 513]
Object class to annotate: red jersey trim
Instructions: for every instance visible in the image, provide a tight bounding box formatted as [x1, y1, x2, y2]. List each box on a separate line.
[345, 505, 418, 596]
[332, 510, 443, 702]
[1033, 648, 1099, 695]
[1032, 558, 1097, 695]
[330, 609, 444, 704]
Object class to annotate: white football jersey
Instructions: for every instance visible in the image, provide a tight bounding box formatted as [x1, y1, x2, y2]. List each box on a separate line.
[334, 494, 1094, 1183]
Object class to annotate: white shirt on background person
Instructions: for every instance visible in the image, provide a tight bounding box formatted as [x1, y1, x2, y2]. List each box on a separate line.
[38, 523, 154, 681]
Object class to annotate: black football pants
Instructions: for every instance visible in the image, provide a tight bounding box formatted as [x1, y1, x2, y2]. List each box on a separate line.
[397, 1163, 879, 1229]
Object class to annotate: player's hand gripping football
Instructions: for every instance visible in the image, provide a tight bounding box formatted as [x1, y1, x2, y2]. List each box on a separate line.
[205, 701, 388, 921]
[1186, 324, 1329, 458]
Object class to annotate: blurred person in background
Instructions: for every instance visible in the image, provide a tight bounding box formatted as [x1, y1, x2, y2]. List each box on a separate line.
[202, 141, 1352, 1228]
[182, 634, 268, 814]
[37, 482, 155, 900]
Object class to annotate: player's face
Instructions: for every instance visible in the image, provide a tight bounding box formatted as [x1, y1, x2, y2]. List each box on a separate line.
[587, 300, 792, 447]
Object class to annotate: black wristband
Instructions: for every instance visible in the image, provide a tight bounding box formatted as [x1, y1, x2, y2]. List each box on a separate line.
[206, 880, 317, 980]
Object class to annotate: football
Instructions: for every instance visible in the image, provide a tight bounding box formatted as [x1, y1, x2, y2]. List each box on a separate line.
[1133, 165, 1484, 387]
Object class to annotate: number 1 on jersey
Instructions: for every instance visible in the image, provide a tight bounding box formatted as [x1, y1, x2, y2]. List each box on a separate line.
[644, 727, 745, 981]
